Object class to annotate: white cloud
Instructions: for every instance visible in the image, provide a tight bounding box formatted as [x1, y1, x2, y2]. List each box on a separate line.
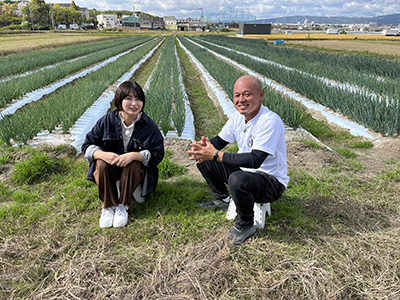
[63, 0, 398, 19]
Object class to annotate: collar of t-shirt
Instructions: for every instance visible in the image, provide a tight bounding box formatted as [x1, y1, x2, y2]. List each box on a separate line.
[119, 112, 142, 152]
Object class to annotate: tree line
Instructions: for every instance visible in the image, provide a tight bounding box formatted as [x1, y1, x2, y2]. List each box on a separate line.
[0, 0, 113, 30]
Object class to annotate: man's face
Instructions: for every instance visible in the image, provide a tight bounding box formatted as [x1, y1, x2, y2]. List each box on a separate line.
[233, 77, 264, 121]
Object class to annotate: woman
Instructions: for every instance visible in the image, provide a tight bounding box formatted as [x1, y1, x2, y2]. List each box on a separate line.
[82, 81, 164, 228]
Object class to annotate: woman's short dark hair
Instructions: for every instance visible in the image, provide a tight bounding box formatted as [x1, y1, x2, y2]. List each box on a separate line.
[113, 81, 145, 111]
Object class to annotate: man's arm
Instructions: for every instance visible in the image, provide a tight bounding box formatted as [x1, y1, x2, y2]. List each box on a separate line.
[222, 150, 269, 168]
[209, 135, 229, 150]
[210, 136, 268, 168]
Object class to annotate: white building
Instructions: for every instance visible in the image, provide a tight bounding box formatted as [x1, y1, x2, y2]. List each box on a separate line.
[326, 28, 339, 34]
[97, 14, 118, 29]
[164, 16, 177, 30]
[17, 0, 28, 16]
[176, 17, 206, 31]
[382, 28, 399, 36]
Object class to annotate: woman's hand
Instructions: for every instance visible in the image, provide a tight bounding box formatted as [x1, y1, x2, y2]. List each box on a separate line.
[112, 153, 139, 167]
[94, 150, 142, 167]
[94, 150, 120, 164]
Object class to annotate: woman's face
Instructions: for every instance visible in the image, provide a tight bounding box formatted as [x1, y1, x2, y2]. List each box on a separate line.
[121, 92, 143, 121]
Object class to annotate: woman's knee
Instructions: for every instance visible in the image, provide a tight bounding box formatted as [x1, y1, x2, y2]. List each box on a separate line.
[96, 160, 112, 174]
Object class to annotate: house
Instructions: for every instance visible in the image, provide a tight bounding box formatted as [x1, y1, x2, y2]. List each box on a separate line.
[139, 14, 164, 30]
[164, 16, 177, 30]
[97, 14, 118, 29]
[121, 15, 139, 29]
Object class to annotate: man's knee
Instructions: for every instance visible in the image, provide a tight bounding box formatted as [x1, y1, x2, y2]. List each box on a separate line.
[228, 171, 251, 191]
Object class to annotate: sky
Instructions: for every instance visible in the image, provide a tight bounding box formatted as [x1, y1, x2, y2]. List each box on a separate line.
[50, 0, 400, 20]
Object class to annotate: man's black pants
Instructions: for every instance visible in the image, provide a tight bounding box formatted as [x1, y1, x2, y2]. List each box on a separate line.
[197, 160, 285, 228]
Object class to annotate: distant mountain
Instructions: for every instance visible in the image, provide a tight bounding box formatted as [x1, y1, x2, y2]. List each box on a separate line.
[256, 14, 400, 25]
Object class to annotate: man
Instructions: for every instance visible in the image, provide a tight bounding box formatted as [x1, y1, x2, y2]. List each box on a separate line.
[188, 75, 289, 245]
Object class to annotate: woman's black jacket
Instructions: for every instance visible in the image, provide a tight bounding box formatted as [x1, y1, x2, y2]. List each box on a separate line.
[81, 109, 164, 196]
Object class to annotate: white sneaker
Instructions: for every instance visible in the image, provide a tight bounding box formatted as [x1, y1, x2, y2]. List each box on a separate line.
[133, 184, 145, 203]
[113, 205, 128, 227]
[99, 207, 114, 228]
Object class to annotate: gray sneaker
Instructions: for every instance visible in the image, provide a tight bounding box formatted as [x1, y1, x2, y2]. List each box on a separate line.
[200, 198, 230, 211]
[228, 225, 256, 245]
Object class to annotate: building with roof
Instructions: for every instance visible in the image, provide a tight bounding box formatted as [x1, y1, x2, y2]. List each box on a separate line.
[164, 16, 177, 30]
[97, 14, 118, 29]
[139, 15, 164, 30]
[121, 15, 139, 29]
[176, 17, 206, 31]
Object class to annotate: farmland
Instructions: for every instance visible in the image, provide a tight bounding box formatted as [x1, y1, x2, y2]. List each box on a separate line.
[284, 39, 400, 57]
[1, 32, 400, 299]
[0, 32, 123, 55]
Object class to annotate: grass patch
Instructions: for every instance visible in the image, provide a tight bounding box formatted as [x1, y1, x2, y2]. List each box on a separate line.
[348, 140, 374, 149]
[12, 152, 57, 184]
[334, 147, 357, 159]
[298, 138, 323, 149]
[158, 149, 186, 179]
[11, 145, 74, 184]
[1, 143, 400, 299]
[379, 167, 400, 182]
[300, 113, 371, 149]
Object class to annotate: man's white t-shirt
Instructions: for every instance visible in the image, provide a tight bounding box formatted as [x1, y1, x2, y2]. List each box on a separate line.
[218, 105, 289, 188]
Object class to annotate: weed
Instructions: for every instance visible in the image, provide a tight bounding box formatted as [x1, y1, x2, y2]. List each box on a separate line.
[348, 140, 374, 148]
[298, 138, 323, 149]
[11, 188, 40, 204]
[158, 150, 185, 179]
[0, 182, 11, 199]
[12, 151, 56, 184]
[379, 168, 400, 182]
[0, 153, 11, 164]
[384, 158, 398, 165]
[334, 147, 356, 159]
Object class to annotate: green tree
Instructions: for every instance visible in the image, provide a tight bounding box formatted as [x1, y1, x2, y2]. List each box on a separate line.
[68, 7, 82, 25]
[22, 0, 50, 29]
[50, 4, 67, 26]
[89, 8, 98, 26]
[69, 1, 78, 11]
[0, 3, 22, 27]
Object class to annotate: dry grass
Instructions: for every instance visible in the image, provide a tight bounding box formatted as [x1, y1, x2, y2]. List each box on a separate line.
[244, 33, 400, 41]
[2, 188, 400, 300]
[282, 39, 400, 56]
[0, 33, 115, 56]
[1, 144, 400, 300]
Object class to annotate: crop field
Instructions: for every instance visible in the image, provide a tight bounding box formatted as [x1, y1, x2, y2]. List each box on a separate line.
[0, 32, 124, 56]
[1, 32, 400, 299]
[284, 39, 400, 57]
[250, 32, 400, 41]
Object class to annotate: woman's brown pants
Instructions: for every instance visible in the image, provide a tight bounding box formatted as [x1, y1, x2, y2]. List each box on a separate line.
[93, 160, 145, 208]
